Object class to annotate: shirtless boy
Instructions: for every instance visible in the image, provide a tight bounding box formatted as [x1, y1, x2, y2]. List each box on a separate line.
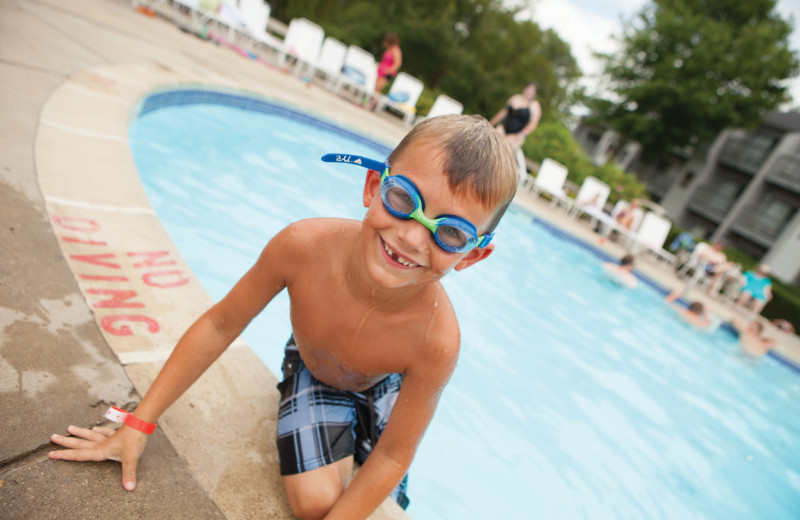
[731, 318, 776, 360]
[602, 254, 637, 289]
[665, 288, 712, 329]
[49, 115, 518, 520]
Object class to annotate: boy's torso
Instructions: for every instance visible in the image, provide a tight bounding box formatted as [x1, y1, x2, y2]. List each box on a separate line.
[281, 218, 457, 392]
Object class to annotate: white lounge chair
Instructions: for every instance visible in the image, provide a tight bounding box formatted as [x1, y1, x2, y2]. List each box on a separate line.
[334, 45, 377, 106]
[313, 36, 347, 89]
[279, 18, 325, 76]
[420, 94, 463, 122]
[376, 72, 425, 127]
[567, 176, 610, 219]
[599, 200, 644, 245]
[527, 158, 568, 205]
[631, 212, 677, 266]
[169, 0, 244, 41]
[237, 0, 284, 54]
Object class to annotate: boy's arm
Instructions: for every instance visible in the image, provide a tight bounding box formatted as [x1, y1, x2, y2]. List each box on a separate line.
[324, 335, 458, 520]
[50, 224, 302, 490]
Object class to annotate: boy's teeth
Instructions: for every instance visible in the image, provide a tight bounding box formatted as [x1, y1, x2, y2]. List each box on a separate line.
[384, 241, 417, 267]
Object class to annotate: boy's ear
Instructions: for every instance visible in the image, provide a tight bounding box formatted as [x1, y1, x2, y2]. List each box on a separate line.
[454, 243, 494, 271]
[363, 169, 382, 207]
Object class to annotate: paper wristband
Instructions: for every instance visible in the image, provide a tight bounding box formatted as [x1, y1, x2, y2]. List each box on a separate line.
[104, 406, 157, 435]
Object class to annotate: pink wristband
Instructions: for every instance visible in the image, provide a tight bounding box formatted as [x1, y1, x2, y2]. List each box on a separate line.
[104, 406, 157, 435]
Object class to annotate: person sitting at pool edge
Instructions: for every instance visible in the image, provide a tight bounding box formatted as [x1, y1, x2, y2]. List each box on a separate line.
[49, 115, 519, 520]
[665, 288, 712, 329]
[730, 318, 776, 361]
[602, 253, 637, 289]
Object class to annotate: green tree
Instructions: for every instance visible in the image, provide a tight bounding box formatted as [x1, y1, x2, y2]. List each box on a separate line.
[589, 0, 798, 160]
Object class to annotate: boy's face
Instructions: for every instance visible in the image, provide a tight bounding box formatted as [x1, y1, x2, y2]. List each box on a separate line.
[361, 144, 497, 288]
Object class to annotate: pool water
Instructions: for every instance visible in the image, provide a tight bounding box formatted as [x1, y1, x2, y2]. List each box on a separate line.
[129, 97, 800, 520]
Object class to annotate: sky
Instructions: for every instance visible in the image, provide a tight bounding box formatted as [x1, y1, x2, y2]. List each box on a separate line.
[518, 0, 800, 110]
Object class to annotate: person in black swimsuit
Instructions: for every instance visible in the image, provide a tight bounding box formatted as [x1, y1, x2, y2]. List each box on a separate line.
[489, 82, 542, 150]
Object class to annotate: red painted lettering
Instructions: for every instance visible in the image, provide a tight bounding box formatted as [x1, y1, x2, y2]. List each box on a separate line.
[80, 274, 129, 282]
[63, 236, 108, 246]
[70, 254, 121, 270]
[128, 251, 176, 268]
[52, 215, 100, 232]
[142, 270, 190, 288]
[101, 315, 160, 336]
[87, 289, 144, 308]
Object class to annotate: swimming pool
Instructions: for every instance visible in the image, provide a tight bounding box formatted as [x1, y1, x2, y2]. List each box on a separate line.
[129, 91, 800, 520]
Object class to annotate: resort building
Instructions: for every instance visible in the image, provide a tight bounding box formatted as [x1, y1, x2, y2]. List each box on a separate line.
[574, 112, 800, 288]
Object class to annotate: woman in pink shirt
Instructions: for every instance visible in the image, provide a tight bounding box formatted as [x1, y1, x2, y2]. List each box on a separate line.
[371, 32, 402, 108]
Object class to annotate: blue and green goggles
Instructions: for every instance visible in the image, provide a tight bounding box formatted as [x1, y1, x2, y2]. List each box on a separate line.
[321, 153, 493, 253]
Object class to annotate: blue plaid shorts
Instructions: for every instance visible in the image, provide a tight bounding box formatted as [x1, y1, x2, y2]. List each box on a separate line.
[276, 337, 409, 509]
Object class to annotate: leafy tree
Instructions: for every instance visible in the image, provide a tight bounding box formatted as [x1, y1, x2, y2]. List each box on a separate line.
[589, 0, 798, 160]
[267, 0, 581, 123]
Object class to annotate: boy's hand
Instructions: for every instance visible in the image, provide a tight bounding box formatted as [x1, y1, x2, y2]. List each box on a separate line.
[49, 424, 148, 491]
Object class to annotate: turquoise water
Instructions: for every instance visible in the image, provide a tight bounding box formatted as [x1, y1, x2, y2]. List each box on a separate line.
[129, 99, 800, 520]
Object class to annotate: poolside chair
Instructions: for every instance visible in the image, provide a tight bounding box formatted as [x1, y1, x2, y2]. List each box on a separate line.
[567, 176, 610, 219]
[334, 45, 378, 106]
[527, 158, 568, 206]
[415, 94, 463, 124]
[597, 200, 644, 245]
[313, 36, 347, 89]
[375, 72, 425, 127]
[237, 0, 284, 54]
[170, 0, 245, 41]
[630, 212, 677, 266]
[279, 18, 325, 76]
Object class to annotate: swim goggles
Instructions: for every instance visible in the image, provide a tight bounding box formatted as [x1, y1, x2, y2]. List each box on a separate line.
[321, 153, 493, 253]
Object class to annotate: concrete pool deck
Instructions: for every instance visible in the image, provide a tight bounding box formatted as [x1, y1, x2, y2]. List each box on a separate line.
[2, 0, 799, 519]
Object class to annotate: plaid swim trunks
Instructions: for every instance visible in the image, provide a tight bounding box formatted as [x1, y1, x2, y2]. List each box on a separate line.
[276, 337, 410, 509]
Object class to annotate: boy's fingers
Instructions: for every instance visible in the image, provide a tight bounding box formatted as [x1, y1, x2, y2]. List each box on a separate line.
[50, 433, 97, 450]
[48, 447, 106, 462]
[121, 456, 138, 491]
[66, 424, 108, 442]
[92, 426, 117, 437]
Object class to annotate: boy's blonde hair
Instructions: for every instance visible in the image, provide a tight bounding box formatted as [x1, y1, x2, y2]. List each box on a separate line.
[388, 114, 518, 232]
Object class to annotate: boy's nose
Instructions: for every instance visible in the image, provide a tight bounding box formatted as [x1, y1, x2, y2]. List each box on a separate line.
[396, 218, 431, 251]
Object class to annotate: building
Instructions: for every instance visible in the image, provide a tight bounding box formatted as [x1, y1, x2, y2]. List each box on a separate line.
[574, 113, 800, 287]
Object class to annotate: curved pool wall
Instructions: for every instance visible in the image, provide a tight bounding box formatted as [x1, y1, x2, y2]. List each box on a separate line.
[37, 69, 800, 520]
[35, 64, 409, 520]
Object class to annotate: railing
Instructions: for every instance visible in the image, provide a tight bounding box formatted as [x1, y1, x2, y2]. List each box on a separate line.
[639, 168, 673, 197]
[730, 204, 789, 245]
[686, 185, 735, 222]
[717, 136, 770, 174]
[765, 153, 800, 193]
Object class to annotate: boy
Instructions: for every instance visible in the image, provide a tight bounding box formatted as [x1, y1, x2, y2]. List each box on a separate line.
[602, 254, 637, 289]
[730, 318, 776, 361]
[49, 115, 518, 519]
[665, 288, 712, 329]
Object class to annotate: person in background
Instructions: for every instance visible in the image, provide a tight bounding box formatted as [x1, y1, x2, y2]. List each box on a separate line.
[730, 318, 776, 361]
[736, 264, 773, 317]
[602, 254, 637, 289]
[615, 199, 641, 230]
[370, 32, 402, 109]
[772, 319, 795, 335]
[665, 288, 712, 329]
[489, 82, 542, 151]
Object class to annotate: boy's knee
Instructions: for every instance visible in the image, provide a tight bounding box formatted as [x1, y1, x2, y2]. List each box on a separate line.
[287, 483, 341, 520]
